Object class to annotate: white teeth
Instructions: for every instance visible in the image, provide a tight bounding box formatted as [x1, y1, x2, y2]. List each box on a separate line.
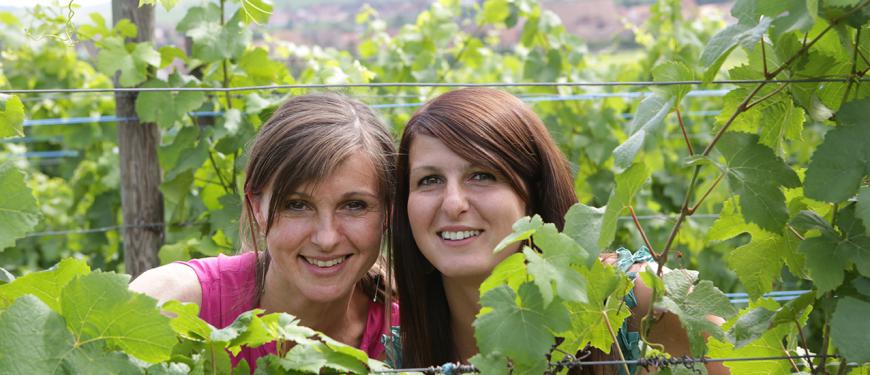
[440, 230, 480, 241]
[303, 255, 348, 268]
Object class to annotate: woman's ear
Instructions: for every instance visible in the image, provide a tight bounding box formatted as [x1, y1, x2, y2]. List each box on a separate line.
[246, 190, 267, 229]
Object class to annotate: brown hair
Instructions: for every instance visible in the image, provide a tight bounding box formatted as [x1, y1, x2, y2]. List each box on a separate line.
[240, 91, 396, 306]
[391, 88, 592, 368]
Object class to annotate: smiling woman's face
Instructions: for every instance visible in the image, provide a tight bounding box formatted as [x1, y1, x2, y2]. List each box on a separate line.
[254, 152, 384, 303]
[406, 135, 526, 280]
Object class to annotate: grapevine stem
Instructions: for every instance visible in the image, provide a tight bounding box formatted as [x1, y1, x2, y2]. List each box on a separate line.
[675, 107, 695, 155]
[701, 83, 766, 156]
[744, 83, 788, 111]
[787, 225, 806, 241]
[836, 358, 849, 375]
[220, 0, 234, 110]
[602, 311, 632, 375]
[689, 171, 725, 214]
[818, 300, 833, 374]
[761, 38, 770, 78]
[628, 205, 657, 258]
[781, 345, 800, 373]
[658, 166, 700, 277]
[841, 27, 862, 108]
[795, 319, 816, 373]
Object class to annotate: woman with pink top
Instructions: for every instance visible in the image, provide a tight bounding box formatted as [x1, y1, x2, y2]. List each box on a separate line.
[130, 92, 398, 369]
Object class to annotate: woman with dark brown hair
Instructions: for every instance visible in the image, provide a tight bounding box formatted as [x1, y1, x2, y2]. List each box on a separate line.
[390, 88, 723, 374]
[131, 92, 398, 370]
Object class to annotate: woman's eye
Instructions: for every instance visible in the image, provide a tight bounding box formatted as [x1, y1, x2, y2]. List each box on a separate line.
[345, 200, 368, 211]
[418, 176, 442, 186]
[470, 172, 495, 182]
[285, 200, 308, 211]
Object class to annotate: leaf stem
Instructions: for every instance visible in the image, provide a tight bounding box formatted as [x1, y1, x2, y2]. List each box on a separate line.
[675, 107, 695, 155]
[761, 38, 769, 77]
[744, 83, 788, 111]
[658, 166, 700, 277]
[220, 0, 234, 110]
[788, 224, 806, 241]
[841, 27, 862, 108]
[795, 318, 816, 373]
[781, 345, 801, 373]
[602, 311, 632, 375]
[628, 205, 657, 258]
[817, 300, 832, 374]
[688, 170, 725, 214]
[208, 151, 232, 193]
[701, 82, 766, 156]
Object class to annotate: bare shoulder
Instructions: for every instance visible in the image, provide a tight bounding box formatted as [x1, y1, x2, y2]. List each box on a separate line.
[129, 263, 202, 306]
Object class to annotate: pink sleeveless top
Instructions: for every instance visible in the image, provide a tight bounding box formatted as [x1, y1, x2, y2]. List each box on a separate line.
[180, 252, 399, 370]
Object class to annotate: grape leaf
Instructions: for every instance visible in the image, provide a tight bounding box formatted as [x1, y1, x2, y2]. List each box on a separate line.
[161, 300, 214, 341]
[60, 271, 176, 363]
[272, 340, 369, 374]
[96, 36, 160, 87]
[135, 74, 206, 128]
[138, 0, 180, 11]
[177, 5, 251, 63]
[651, 60, 693, 104]
[725, 300, 777, 348]
[726, 229, 801, 300]
[716, 132, 800, 232]
[0, 95, 24, 138]
[799, 236, 850, 295]
[564, 203, 605, 261]
[0, 267, 13, 284]
[241, 0, 273, 25]
[524, 243, 587, 306]
[831, 297, 870, 363]
[261, 313, 318, 346]
[0, 258, 89, 310]
[700, 17, 773, 82]
[560, 260, 633, 353]
[708, 298, 795, 374]
[805, 98, 870, 202]
[658, 271, 738, 356]
[612, 93, 674, 171]
[0, 295, 140, 374]
[211, 309, 273, 355]
[599, 162, 651, 249]
[469, 353, 509, 375]
[859, 186, 870, 235]
[0, 161, 41, 251]
[481, 252, 527, 296]
[474, 283, 569, 372]
[494, 215, 543, 253]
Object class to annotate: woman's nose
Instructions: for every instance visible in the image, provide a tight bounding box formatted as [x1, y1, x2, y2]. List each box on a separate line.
[311, 215, 340, 250]
[441, 182, 469, 218]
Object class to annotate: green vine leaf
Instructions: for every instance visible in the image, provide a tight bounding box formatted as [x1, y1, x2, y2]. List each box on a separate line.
[716, 132, 800, 233]
[269, 340, 369, 374]
[0, 258, 89, 310]
[699, 16, 772, 82]
[599, 162, 651, 248]
[96, 37, 160, 87]
[799, 236, 851, 295]
[651, 60, 693, 104]
[831, 296, 870, 363]
[60, 271, 176, 363]
[494, 215, 543, 253]
[563, 203, 605, 262]
[135, 74, 206, 128]
[612, 94, 674, 171]
[0, 295, 141, 374]
[138, 0, 180, 12]
[805, 98, 870, 202]
[524, 231, 588, 305]
[177, 5, 252, 63]
[708, 298, 797, 374]
[160, 300, 213, 341]
[469, 353, 510, 375]
[480, 253, 527, 296]
[474, 283, 569, 374]
[726, 229, 801, 300]
[241, 0, 273, 25]
[658, 270, 738, 356]
[0, 95, 24, 138]
[0, 161, 41, 251]
[560, 260, 632, 354]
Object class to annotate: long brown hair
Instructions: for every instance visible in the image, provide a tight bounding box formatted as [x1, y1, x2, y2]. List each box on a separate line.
[240, 92, 396, 306]
[392, 88, 590, 368]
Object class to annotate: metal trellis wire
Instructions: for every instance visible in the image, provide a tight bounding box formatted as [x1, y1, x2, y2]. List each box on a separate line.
[1, 77, 865, 94]
[371, 354, 849, 374]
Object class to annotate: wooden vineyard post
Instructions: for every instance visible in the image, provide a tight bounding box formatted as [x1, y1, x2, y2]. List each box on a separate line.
[112, 0, 163, 277]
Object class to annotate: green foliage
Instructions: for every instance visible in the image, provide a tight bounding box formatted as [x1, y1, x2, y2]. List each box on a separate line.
[658, 270, 738, 355]
[0, 162, 41, 251]
[600, 162, 651, 248]
[804, 98, 870, 202]
[831, 297, 870, 363]
[0, 95, 24, 138]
